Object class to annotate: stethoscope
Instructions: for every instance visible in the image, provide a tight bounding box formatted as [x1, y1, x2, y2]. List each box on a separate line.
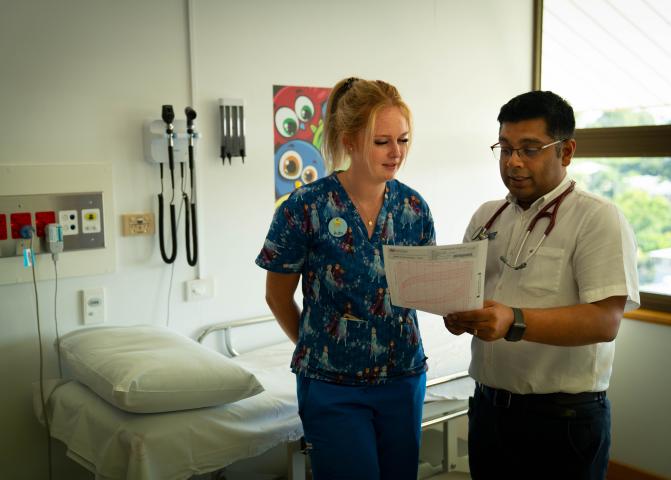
[472, 180, 576, 270]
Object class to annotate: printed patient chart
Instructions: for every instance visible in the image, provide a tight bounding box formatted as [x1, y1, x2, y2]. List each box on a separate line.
[382, 241, 488, 316]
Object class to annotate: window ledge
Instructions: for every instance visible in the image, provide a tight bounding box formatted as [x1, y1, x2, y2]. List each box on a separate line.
[574, 125, 671, 157]
[624, 309, 671, 327]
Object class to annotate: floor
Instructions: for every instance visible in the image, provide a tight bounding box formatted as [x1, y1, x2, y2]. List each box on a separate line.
[427, 472, 471, 480]
[418, 459, 470, 480]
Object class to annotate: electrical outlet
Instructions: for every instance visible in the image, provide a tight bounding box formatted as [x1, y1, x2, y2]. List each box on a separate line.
[34, 211, 56, 237]
[185, 278, 214, 301]
[58, 210, 79, 236]
[121, 213, 155, 236]
[10, 212, 32, 239]
[0, 214, 7, 240]
[81, 208, 102, 234]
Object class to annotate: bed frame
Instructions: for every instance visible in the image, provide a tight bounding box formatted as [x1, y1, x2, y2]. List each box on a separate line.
[198, 315, 470, 478]
[40, 315, 469, 480]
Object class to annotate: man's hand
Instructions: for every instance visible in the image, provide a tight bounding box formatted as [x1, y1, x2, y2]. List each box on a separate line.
[444, 296, 627, 345]
[443, 317, 467, 336]
[443, 300, 515, 341]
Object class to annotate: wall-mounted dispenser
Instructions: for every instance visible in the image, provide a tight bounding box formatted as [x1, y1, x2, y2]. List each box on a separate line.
[219, 98, 246, 164]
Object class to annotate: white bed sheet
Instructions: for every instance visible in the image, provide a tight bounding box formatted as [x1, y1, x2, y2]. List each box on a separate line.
[418, 311, 475, 401]
[43, 315, 472, 480]
[230, 311, 474, 401]
[44, 344, 302, 480]
[231, 315, 474, 403]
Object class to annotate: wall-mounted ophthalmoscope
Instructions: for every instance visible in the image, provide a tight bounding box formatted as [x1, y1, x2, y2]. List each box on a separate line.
[183, 106, 198, 267]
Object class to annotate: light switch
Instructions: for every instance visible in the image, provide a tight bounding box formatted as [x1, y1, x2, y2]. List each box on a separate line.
[185, 278, 214, 301]
[82, 288, 105, 324]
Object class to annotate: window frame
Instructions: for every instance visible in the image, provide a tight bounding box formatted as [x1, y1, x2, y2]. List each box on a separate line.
[533, 0, 671, 313]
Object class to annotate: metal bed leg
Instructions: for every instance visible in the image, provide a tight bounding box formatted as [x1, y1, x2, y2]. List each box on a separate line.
[447, 416, 469, 473]
[287, 438, 306, 480]
[442, 421, 449, 473]
[422, 406, 469, 475]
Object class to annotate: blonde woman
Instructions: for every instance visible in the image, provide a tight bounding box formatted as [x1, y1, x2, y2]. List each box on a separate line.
[256, 77, 435, 479]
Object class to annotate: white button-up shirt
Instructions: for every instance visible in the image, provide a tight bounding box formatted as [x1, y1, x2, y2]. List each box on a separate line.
[464, 176, 640, 394]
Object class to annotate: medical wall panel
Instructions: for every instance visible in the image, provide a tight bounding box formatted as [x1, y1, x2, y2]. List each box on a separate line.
[0, 164, 115, 285]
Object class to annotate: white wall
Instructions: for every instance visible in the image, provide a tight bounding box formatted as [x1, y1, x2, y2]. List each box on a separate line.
[608, 318, 671, 478]
[4, 1, 666, 479]
[0, 2, 191, 478]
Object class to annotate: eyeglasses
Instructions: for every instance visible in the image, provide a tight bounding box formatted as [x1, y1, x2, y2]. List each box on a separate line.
[490, 139, 566, 162]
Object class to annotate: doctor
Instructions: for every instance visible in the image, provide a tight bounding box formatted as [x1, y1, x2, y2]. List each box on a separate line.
[445, 90, 639, 480]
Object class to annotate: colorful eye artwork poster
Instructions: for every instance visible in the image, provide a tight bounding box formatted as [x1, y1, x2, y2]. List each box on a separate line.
[273, 85, 331, 208]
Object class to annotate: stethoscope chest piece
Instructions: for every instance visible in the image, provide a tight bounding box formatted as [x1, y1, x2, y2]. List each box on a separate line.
[473, 226, 498, 241]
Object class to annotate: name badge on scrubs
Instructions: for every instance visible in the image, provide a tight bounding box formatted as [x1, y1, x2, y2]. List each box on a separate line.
[328, 217, 347, 237]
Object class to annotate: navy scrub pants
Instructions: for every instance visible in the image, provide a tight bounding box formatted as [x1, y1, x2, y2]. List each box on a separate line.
[296, 372, 426, 480]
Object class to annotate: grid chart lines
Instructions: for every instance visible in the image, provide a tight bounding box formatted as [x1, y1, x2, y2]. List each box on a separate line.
[394, 260, 472, 312]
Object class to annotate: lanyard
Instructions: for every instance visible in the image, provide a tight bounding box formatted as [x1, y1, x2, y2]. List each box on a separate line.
[473, 181, 576, 270]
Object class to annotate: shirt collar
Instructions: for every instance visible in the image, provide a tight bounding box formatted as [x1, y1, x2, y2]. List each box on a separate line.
[506, 175, 573, 211]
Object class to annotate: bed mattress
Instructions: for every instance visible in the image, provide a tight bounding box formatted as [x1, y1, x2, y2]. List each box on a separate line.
[44, 341, 302, 480]
[41, 312, 472, 480]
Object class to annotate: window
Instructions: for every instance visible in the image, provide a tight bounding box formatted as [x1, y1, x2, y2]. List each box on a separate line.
[535, 0, 671, 312]
[571, 157, 671, 297]
[540, 0, 671, 128]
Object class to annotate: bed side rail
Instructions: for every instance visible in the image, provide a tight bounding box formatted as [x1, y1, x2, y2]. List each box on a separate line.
[426, 370, 470, 388]
[197, 315, 276, 356]
[422, 370, 471, 429]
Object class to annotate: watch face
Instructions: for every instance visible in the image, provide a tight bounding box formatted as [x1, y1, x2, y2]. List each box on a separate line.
[506, 324, 526, 342]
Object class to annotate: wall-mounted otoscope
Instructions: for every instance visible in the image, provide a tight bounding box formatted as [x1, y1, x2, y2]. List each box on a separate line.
[158, 105, 178, 264]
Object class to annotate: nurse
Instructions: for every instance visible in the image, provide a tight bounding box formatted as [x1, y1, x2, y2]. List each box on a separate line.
[256, 77, 435, 480]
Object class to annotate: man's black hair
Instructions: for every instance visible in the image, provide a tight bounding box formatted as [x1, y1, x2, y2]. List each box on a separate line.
[497, 90, 575, 140]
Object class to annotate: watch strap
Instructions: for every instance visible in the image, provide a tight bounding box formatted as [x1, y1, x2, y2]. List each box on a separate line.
[505, 307, 526, 342]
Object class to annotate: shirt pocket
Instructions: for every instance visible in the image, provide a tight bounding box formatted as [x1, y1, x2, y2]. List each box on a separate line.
[519, 246, 565, 295]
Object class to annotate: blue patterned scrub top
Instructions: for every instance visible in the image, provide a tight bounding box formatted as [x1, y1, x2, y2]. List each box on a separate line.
[256, 172, 436, 385]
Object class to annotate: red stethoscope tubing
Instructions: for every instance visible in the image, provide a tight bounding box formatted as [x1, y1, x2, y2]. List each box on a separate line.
[523, 180, 575, 236]
[474, 181, 576, 269]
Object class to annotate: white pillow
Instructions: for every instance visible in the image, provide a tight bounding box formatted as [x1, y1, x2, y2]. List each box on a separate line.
[59, 325, 264, 413]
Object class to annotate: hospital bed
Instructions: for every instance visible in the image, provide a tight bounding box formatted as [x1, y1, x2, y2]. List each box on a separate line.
[36, 312, 473, 480]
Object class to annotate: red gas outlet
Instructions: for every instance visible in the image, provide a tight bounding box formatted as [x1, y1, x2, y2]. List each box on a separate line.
[10, 212, 32, 239]
[0, 214, 7, 240]
[35, 211, 56, 238]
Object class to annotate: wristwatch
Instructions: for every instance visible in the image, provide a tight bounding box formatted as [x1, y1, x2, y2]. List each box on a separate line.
[505, 307, 526, 342]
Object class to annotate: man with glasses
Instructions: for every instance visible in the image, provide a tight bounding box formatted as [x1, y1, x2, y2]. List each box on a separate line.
[444, 91, 640, 479]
